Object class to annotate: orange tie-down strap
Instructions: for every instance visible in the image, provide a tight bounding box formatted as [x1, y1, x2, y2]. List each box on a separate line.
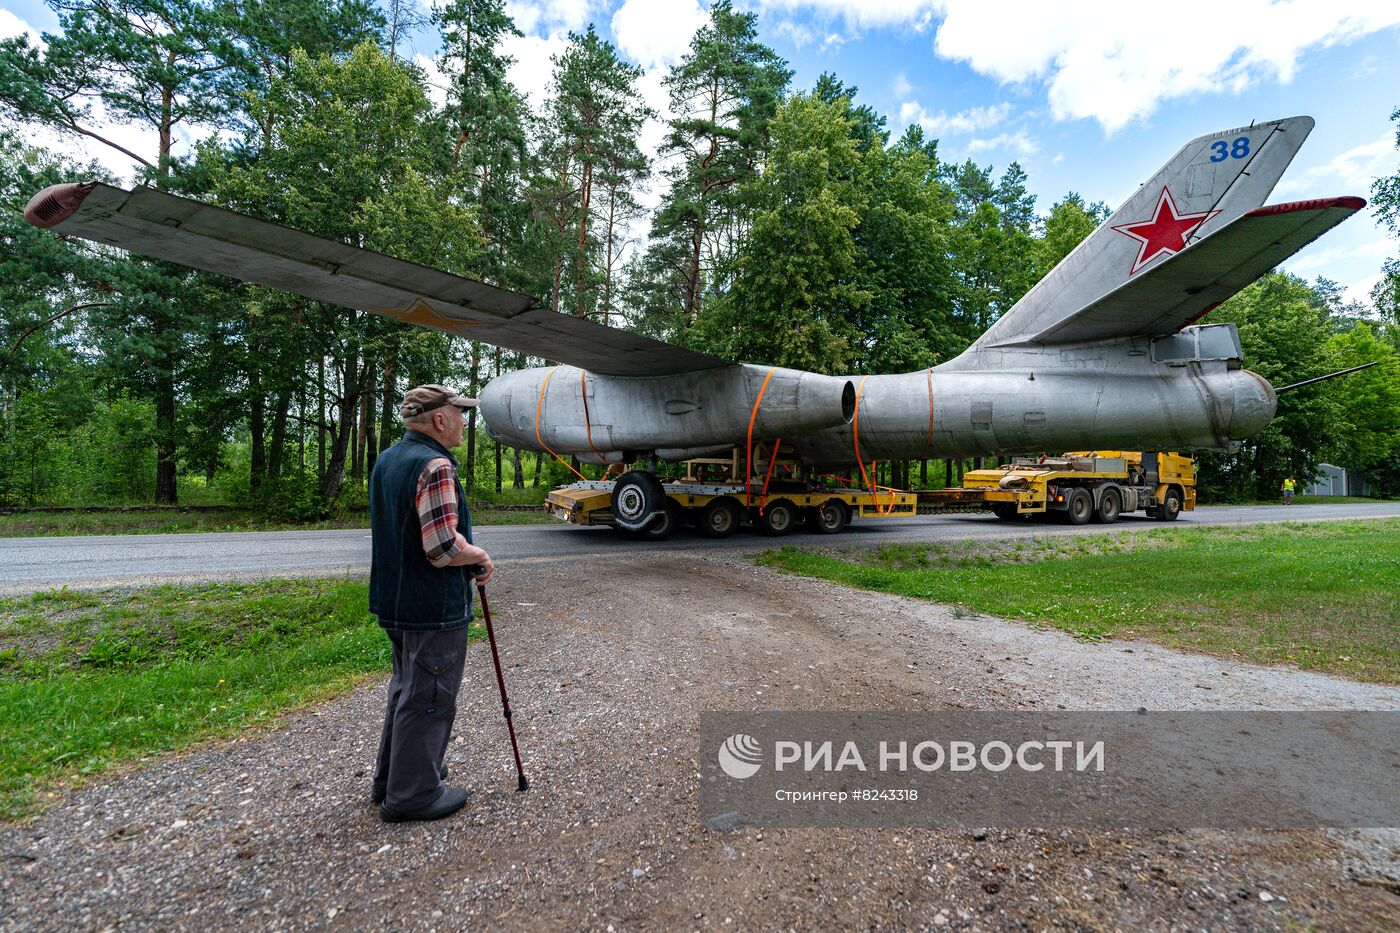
[850, 376, 898, 515]
[757, 437, 783, 515]
[535, 367, 588, 482]
[579, 367, 607, 464]
[744, 367, 778, 507]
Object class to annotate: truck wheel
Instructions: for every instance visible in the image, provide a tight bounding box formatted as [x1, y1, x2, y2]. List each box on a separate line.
[991, 504, 1020, 521]
[1154, 487, 1183, 522]
[756, 499, 798, 536]
[635, 501, 681, 540]
[807, 498, 849, 534]
[1093, 489, 1121, 524]
[611, 470, 664, 531]
[1064, 488, 1092, 525]
[698, 497, 742, 539]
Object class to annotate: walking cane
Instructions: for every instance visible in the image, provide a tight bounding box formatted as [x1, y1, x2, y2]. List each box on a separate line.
[474, 571, 529, 791]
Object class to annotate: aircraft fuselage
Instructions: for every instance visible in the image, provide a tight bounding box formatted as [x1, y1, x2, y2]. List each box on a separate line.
[480, 323, 1275, 468]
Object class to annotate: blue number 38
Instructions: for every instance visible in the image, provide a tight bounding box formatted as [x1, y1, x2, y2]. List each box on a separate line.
[1209, 137, 1250, 162]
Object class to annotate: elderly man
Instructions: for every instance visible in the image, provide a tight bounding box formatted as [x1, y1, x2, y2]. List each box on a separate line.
[369, 384, 495, 822]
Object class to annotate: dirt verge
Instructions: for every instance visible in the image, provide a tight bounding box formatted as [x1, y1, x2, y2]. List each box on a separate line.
[2, 552, 1395, 931]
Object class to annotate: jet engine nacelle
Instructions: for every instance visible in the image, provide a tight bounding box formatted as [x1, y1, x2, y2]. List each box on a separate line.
[480, 364, 856, 462]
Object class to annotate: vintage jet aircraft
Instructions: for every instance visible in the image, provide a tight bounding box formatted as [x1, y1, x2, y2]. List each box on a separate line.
[24, 114, 1363, 529]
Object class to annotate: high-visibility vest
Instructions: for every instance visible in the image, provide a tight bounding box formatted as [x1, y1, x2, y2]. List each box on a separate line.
[1282, 478, 1295, 491]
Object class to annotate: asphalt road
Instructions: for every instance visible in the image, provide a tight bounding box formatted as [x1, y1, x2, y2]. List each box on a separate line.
[1, 501, 1396, 593]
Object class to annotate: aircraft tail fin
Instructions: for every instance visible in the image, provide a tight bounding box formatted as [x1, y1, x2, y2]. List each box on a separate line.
[973, 115, 1315, 348]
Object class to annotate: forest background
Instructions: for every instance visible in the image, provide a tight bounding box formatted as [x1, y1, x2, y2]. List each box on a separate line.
[1, 0, 1398, 521]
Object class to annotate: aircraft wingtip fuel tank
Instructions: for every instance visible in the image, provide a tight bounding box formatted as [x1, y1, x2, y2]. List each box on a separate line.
[23, 114, 1363, 474]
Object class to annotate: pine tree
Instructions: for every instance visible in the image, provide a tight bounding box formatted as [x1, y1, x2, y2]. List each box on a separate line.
[636, 1, 791, 334]
[693, 93, 869, 373]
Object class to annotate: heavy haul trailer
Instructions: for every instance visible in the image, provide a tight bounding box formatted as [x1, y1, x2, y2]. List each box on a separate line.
[920, 451, 1197, 524]
[544, 446, 918, 540]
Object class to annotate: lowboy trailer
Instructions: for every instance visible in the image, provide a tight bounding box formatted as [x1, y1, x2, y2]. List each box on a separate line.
[543, 447, 917, 539]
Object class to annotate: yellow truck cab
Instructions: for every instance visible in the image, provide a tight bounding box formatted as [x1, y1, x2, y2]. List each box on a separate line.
[923, 451, 1196, 524]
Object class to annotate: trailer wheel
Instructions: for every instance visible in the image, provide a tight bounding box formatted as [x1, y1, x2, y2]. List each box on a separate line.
[1154, 487, 1183, 522]
[991, 504, 1020, 521]
[698, 497, 742, 539]
[634, 501, 681, 540]
[807, 498, 849, 534]
[1064, 487, 1093, 525]
[756, 499, 798, 536]
[611, 470, 665, 531]
[1093, 489, 1121, 524]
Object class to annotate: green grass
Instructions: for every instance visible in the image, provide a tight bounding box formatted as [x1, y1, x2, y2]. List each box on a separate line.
[757, 519, 1399, 684]
[0, 578, 487, 820]
[0, 505, 555, 537]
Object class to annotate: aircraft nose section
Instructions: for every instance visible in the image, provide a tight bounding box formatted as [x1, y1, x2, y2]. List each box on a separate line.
[1227, 370, 1277, 439]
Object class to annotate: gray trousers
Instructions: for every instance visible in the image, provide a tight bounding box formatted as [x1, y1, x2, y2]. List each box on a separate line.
[372, 626, 469, 812]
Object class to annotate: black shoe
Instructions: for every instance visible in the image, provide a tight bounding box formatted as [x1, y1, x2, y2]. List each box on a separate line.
[372, 763, 449, 805]
[379, 786, 470, 823]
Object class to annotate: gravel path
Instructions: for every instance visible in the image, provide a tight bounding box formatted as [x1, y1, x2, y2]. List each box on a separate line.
[2, 553, 1396, 931]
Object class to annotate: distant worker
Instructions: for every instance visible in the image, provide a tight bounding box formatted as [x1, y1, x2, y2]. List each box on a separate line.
[1281, 475, 1296, 505]
[368, 384, 495, 823]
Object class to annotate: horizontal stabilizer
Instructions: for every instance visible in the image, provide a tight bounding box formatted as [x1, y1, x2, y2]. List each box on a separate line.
[23, 182, 730, 376]
[975, 116, 1315, 348]
[1026, 197, 1366, 344]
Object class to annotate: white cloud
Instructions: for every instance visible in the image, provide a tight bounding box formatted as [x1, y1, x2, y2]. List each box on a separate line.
[758, 1, 1400, 133]
[505, 0, 593, 35]
[898, 101, 1009, 135]
[1342, 273, 1383, 305]
[1284, 235, 1390, 273]
[758, 0, 935, 30]
[0, 9, 42, 44]
[965, 131, 1038, 157]
[929, 0, 1400, 133]
[611, 0, 707, 70]
[772, 19, 814, 49]
[1274, 135, 1397, 197]
[414, 53, 449, 109]
[502, 31, 571, 114]
[890, 73, 913, 99]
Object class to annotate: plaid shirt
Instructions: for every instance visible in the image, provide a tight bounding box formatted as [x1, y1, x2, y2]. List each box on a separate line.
[415, 457, 468, 568]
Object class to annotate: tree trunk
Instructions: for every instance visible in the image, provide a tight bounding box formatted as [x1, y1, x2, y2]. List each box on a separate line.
[511, 447, 524, 489]
[465, 342, 480, 493]
[153, 312, 178, 504]
[379, 359, 396, 454]
[249, 380, 266, 493]
[350, 396, 363, 484]
[575, 159, 592, 319]
[269, 389, 290, 480]
[1252, 441, 1267, 500]
[602, 185, 618, 327]
[550, 166, 568, 313]
[318, 355, 361, 505]
[362, 391, 378, 481]
[297, 380, 306, 471]
[920, 459, 928, 487]
[317, 355, 326, 480]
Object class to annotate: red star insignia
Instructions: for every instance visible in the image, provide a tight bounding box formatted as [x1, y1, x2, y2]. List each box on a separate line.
[1111, 187, 1220, 276]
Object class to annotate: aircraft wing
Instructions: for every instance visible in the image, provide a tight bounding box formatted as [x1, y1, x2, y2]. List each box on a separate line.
[1024, 196, 1366, 345]
[22, 182, 730, 376]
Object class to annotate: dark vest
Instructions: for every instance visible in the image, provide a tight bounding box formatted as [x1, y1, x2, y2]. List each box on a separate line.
[368, 430, 474, 630]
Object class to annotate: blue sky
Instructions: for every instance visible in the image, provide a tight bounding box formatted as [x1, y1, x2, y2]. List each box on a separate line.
[5, 0, 1399, 305]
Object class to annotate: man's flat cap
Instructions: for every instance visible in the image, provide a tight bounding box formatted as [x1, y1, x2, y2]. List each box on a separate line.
[401, 384, 479, 418]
